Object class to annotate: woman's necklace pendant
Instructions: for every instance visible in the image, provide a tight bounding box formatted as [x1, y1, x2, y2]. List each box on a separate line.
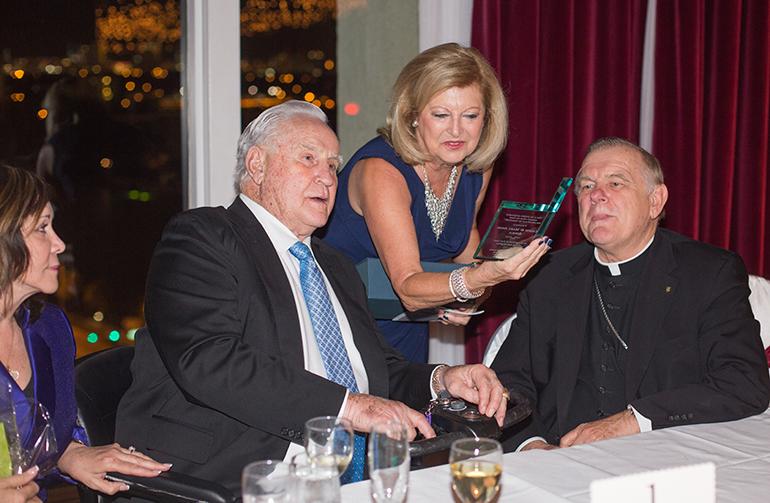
[8, 367, 19, 380]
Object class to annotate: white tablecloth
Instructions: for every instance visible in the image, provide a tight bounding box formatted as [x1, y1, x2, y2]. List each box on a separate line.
[342, 407, 770, 503]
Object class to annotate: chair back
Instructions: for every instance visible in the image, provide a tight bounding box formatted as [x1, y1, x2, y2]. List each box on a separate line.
[482, 313, 517, 367]
[75, 345, 135, 448]
[74, 346, 135, 503]
[74, 345, 236, 503]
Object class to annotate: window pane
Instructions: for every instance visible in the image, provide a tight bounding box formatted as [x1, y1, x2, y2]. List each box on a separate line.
[0, 0, 182, 355]
[240, 0, 337, 130]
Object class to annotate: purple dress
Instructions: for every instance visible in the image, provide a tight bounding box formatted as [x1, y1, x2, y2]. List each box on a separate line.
[2, 302, 86, 498]
[321, 137, 484, 362]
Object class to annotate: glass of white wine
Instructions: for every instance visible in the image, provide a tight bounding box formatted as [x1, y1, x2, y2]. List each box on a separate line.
[304, 416, 354, 476]
[368, 421, 409, 503]
[449, 438, 503, 503]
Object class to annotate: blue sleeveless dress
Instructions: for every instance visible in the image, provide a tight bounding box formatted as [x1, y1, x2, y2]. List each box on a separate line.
[322, 137, 484, 362]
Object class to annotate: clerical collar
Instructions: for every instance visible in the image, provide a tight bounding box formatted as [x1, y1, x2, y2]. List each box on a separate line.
[594, 236, 655, 276]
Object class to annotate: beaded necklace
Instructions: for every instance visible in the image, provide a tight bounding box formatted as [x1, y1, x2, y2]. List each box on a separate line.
[422, 164, 458, 240]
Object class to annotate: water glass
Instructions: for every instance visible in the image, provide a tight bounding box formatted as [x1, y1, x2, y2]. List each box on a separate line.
[449, 438, 503, 503]
[242, 459, 293, 503]
[304, 416, 354, 475]
[368, 421, 409, 503]
[291, 453, 341, 503]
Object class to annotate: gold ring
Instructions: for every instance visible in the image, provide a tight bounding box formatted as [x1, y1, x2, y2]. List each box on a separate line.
[502, 388, 510, 401]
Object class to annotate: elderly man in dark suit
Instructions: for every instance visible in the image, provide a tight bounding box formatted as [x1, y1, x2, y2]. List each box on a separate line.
[492, 136, 770, 452]
[115, 101, 512, 494]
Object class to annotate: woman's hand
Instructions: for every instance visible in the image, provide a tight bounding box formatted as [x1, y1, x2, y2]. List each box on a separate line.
[57, 442, 171, 495]
[466, 238, 551, 290]
[0, 466, 42, 503]
[437, 288, 491, 326]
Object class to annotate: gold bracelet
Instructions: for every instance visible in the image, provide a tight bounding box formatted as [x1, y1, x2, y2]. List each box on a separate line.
[432, 365, 448, 395]
[71, 438, 87, 446]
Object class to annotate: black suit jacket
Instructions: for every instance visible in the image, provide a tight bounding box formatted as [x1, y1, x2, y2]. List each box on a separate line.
[492, 228, 770, 450]
[115, 198, 434, 493]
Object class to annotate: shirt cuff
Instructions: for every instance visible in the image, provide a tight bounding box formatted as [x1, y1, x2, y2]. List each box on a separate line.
[516, 436, 547, 452]
[628, 404, 652, 432]
[429, 365, 447, 400]
[339, 389, 350, 418]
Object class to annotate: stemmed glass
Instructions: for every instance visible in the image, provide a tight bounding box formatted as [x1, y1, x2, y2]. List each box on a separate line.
[368, 421, 410, 503]
[449, 438, 503, 503]
[304, 416, 354, 476]
[242, 459, 293, 503]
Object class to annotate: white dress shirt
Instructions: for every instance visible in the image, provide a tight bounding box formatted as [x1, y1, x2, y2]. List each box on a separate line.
[240, 194, 369, 461]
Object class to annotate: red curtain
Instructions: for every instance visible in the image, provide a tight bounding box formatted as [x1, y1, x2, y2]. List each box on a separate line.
[652, 0, 770, 279]
[467, 0, 648, 362]
[467, 0, 770, 364]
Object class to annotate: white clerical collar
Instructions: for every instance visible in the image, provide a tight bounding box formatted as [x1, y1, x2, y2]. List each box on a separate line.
[239, 193, 312, 251]
[594, 236, 655, 276]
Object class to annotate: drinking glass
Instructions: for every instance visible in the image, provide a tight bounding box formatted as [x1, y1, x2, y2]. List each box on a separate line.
[368, 421, 409, 503]
[304, 416, 354, 476]
[291, 453, 341, 503]
[242, 459, 293, 503]
[449, 438, 503, 503]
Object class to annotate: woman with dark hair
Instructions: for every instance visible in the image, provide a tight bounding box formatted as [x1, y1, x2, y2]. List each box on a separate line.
[0, 165, 169, 500]
[323, 43, 549, 362]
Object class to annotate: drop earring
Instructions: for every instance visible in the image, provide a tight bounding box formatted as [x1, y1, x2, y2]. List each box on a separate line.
[411, 120, 418, 128]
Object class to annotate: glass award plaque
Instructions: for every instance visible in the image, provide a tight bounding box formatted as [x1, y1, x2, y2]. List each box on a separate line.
[474, 177, 573, 260]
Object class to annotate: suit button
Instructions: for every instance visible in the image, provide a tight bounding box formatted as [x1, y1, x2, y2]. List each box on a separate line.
[600, 365, 608, 372]
[597, 410, 604, 417]
[609, 282, 616, 288]
[554, 435, 561, 443]
[687, 413, 693, 419]
[603, 342, 610, 350]
[598, 386, 606, 393]
[668, 415, 674, 421]
[674, 415, 681, 421]
[281, 428, 289, 435]
[288, 430, 295, 437]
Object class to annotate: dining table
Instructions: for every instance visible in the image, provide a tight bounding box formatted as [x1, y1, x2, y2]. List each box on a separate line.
[341, 407, 770, 502]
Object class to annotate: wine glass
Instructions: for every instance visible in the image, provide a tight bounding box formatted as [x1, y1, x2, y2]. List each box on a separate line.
[368, 421, 409, 503]
[449, 438, 503, 503]
[290, 453, 342, 503]
[304, 416, 354, 476]
[242, 459, 293, 503]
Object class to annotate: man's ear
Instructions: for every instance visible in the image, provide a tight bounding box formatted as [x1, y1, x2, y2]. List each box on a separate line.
[245, 146, 265, 185]
[649, 183, 668, 220]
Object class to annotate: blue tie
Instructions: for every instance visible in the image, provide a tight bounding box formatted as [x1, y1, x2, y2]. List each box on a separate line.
[289, 242, 365, 484]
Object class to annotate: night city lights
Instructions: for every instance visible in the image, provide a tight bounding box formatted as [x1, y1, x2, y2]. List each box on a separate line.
[0, 0, 336, 355]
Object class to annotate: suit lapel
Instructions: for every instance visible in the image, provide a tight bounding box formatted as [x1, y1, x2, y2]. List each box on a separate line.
[227, 199, 305, 369]
[624, 232, 678, 399]
[556, 248, 594, 434]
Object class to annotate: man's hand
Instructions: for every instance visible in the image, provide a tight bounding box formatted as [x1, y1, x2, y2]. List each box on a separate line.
[560, 409, 640, 447]
[520, 439, 559, 451]
[440, 364, 508, 426]
[343, 394, 434, 441]
[57, 442, 171, 495]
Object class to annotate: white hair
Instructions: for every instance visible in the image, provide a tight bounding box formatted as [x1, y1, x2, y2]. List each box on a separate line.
[234, 101, 329, 193]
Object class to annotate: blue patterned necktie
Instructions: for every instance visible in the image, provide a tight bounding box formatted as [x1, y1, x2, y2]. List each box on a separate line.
[289, 241, 365, 484]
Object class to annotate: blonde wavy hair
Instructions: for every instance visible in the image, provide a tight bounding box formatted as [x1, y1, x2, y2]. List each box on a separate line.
[377, 43, 508, 174]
